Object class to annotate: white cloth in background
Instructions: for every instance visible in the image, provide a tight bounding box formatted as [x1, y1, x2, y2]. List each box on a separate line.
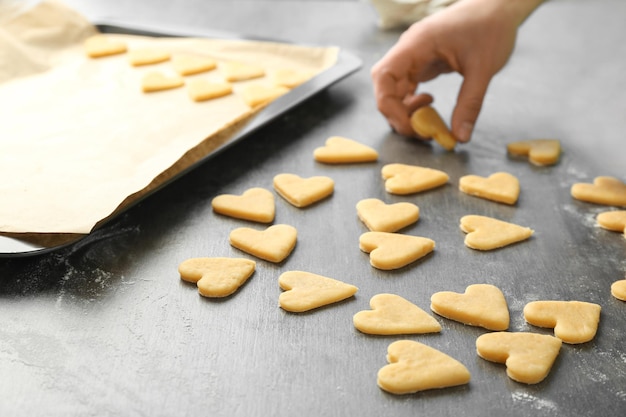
[368, 0, 459, 29]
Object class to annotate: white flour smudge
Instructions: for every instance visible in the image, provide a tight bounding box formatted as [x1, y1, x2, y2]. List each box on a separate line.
[511, 391, 559, 412]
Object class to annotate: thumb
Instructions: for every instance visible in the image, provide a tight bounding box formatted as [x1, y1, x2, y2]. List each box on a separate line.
[451, 71, 491, 143]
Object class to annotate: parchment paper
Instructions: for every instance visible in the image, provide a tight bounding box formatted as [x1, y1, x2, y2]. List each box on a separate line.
[0, 0, 338, 235]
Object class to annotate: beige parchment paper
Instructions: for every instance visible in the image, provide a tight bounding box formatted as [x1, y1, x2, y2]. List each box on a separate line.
[0, 0, 338, 236]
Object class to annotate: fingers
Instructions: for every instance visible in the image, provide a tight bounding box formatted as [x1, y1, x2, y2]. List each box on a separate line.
[451, 70, 491, 143]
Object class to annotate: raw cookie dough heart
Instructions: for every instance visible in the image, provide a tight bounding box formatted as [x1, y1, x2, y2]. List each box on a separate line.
[523, 300, 601, 344]
[278, 271, 358, 312]
[381, 163, 449, 195]
[430, 284, 509, 331]
[359, 232, 435, 270]
[611, 280, 626, 301]
[129, 48, 171, 66]
[353, 293, 441, 335]
[187, 79, 233, 102]
[410, 105, 457, 151]
[377, 340, 470, 395]
[212, 187, 275, 223]
[460, 215, 533, 250]
[356, 198, 419, 232]
[596, 210, 626, 235]
[459, 172, 520, 205]
[172, 54, 217, 75]
[313, 136, 379, 164]
[476, 332, 562, 384]
[84, 35, 127, 58]
[240, 83, 289, 107]
[230, 224, 297, 263]
[141, 71, 184, 93]
[571, 176, 626, 207]
[178, 257, 256, 298]
[507, 139, 561, 166]
[221, 61, 265, 81]
[273, 173, 334, 208]
[272, 68, 314, 88]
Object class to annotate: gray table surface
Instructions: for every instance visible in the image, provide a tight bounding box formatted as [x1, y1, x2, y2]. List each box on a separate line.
[1, 1, 625, 416]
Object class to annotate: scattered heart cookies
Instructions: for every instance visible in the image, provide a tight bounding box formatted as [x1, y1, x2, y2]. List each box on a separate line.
[187, 79, 233, 102]
[353, 293, 441, 335]
[459, 172, 520, 205]
[356, 198, 419, 232]
[141, 71, 184, 93]
[273, 173, 334, 208]
[410, 105, 457, 151]
[476, 332, 562, 384]
[611, 280, 626, 301]
[377, 340, 470, 395]
[596, 210, 626, 235]
[129, 48, 171, 66]
[430, 284, 509, 331]
[313, 136, 379, 164]
[382, 163, 449, 195]
[230, 224, 297, 263]
[571, 176, 626, 207]
[523, 300, 601, 344]
[507, 139, 561, 166]
[240, 83, 290, 107]
[178, 257, 255, 298]
[460, 215, 533, 250]
[221, 61, 265, 81]
[172, 54, 217, 75]
[84, 35, 127, 58]
[359, 232, 435, 270]
[278, 271, 358, 312]
[212, 187, 275, 223]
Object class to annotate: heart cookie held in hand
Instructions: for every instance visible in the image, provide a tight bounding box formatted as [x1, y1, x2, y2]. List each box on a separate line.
[356, 198, 419, 232]
[273, 173, 334, 208]
[507, 139, 561, 166]
[378, 340, 470, 395]
[278, 271, 358, 312]
[382, 163, 449, 195]
[459, 172, 520, 205]
[430, 284, 510, 331]
[178, 257, 256, 298]
[353, 293, 441, 335]
[313, 136, 378, 164]
[230, 224, 297, 263]
[359, 232, 435, 270]
[523, 300, 601, 344]
[476, 332, 562, 384]
[212, 187, 275, 223]
[410, 105, 457, 151]
[571, 176, 626, 207]
[460, 215, 533, 250]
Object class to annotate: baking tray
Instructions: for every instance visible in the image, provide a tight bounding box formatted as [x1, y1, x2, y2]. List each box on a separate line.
[0, 21, 362, 257]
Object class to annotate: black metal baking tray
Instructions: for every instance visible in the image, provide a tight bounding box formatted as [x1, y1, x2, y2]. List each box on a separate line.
[0, 21, 362, 257]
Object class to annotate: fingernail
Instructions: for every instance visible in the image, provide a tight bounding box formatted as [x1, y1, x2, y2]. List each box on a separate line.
[457, 122, 474, 143]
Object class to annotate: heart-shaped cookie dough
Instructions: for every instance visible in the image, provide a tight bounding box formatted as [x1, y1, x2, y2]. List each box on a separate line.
[611, 280, 626, 301]
[178, 257, 256, 298]
[507, 139, 561, 166]
[410, 106, 457, 151]
[523, 300, 601, 344]
[129, 48, 171, 66]
[313, 136, 379, 164]
[571, 176, 626, 207]
[353, 293, 441, 335]
[273, 173, 334, 207]
[272, 68, 314, 88]
[359, 232, 435, 270]
[230, 224, 297, 263]
[356, 198, 419, 232]
[84, 35, 127, 58]
[212, 187, 275, 223]
[187, 79, 233, 102]
[596, 210, 626, 234]
[141, 71, 184, 93]
[278, 270, 358, 312]
[460, 215, 533, 250]
[430, 284, 509, 331]
[240, 83, 289, 107]
[476, 332, 562, 384]
[172, 54, 217, 75]
[377, 340, 470, 395]
[220, 61, 266, 81]
[381, 163, 449, 195]
[459, 172, 520, 205]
